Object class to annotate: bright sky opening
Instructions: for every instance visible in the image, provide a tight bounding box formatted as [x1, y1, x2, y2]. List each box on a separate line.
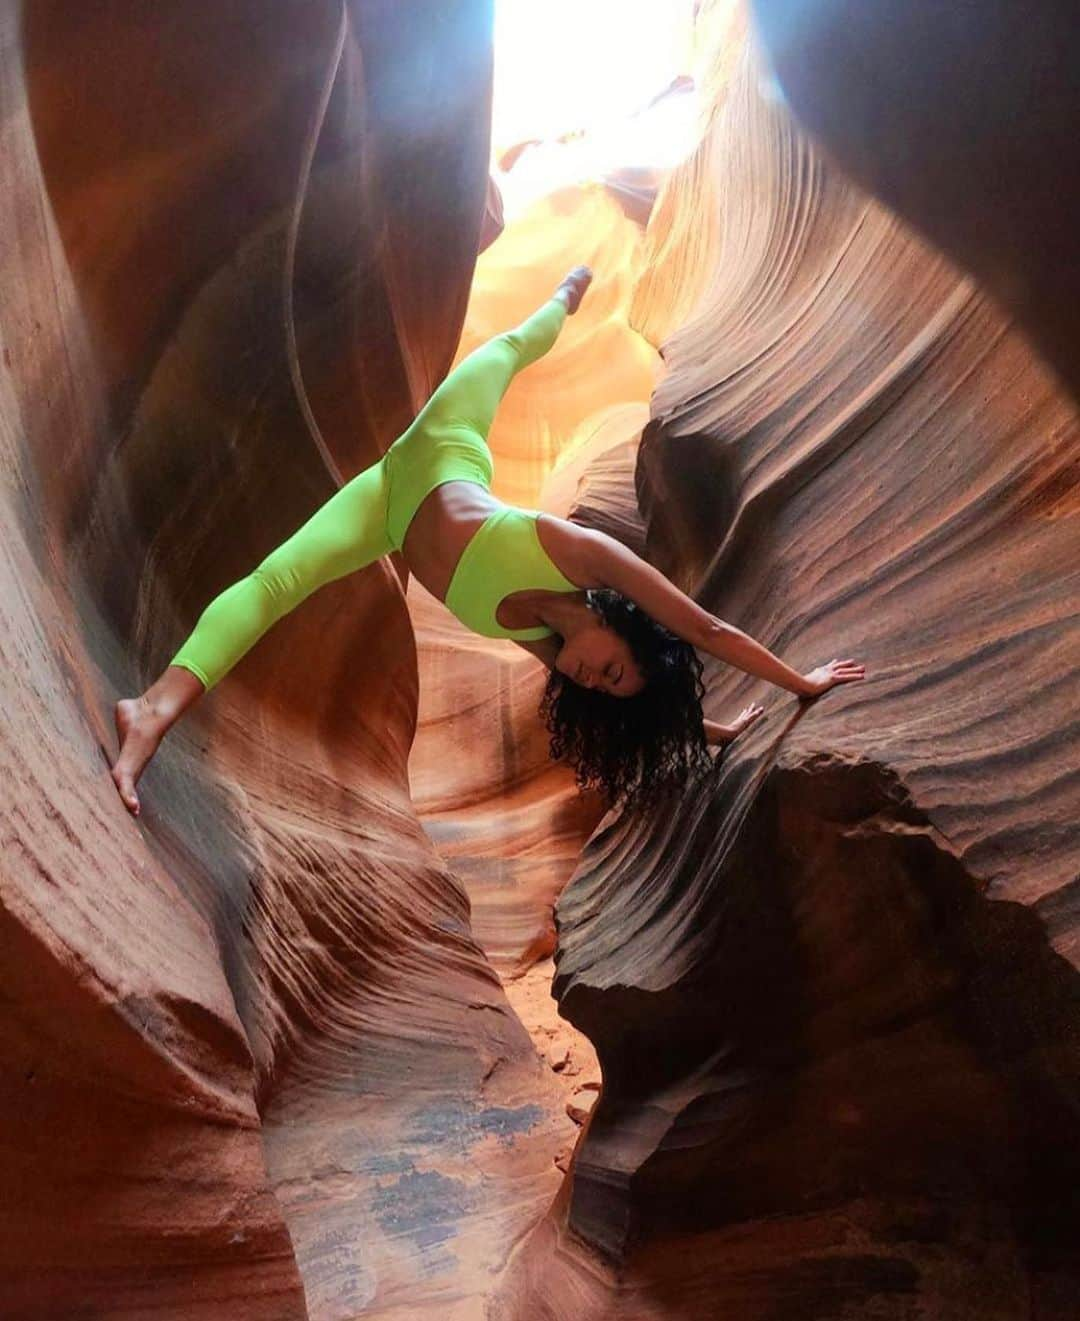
[492, 0, 698, 214]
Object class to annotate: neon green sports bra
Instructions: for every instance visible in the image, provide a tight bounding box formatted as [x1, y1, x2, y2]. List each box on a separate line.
[444, 508, 580, 640]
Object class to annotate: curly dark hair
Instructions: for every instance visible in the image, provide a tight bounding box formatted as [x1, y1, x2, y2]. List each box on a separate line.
[539, 588, 713, 812]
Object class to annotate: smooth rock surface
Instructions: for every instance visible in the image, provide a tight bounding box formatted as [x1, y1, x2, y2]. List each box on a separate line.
[2, 4, 576, 1317]
[492, 6, 1080, 1317]
[4, 1, 1079, 1318]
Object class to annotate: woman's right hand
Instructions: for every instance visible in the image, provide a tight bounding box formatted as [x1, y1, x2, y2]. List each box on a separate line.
[799, 658, 866, 698]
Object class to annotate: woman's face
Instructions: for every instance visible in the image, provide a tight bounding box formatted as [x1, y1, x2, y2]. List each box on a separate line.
[555, 620, 646, 697]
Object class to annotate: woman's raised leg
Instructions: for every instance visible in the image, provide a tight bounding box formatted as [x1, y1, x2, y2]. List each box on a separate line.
[111, 458, 394, 815]
[415, 266, 592, 441]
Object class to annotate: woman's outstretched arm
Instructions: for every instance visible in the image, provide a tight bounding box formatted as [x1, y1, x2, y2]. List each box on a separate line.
[574, 528, 866, 698]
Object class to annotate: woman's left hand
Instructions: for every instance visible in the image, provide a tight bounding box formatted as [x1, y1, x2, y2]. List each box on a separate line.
[704, 703, 765, 746]
[729, 702, 765, 738]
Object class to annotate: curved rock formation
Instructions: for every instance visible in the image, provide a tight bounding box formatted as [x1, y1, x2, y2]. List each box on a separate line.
[752, 0, 1080, 404]
[4, 1, 1078, 1318]
[2, 4, 576, 1317]
[492, 9, 1080, 1319]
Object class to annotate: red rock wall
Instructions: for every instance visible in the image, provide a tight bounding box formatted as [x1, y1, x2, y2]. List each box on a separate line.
[752, 0, 1080, 404]
[492, 9, 1080, 1318]
[2, 3, 579, 1317]
[4, 2, 1078, 1318]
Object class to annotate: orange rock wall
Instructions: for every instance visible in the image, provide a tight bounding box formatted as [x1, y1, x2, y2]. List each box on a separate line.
[4, 2, 1079, 1318]
[2, 4, 578, 1317]
[753, 0, 1080, 404]
[493, 9, 1080, 1318]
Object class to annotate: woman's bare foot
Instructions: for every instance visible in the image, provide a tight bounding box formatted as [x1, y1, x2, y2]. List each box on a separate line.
[554, 265, 593, 314]
[112, 698, 167, 816]
[110, 665, 206, 815]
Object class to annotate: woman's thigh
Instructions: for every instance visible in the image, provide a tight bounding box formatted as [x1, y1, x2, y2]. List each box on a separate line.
[255, 457, 394, 598]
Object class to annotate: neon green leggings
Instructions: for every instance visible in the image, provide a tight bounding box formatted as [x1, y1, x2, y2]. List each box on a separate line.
[169, 297, 567, 689]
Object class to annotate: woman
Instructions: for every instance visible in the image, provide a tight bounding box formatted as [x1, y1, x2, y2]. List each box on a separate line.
[111, 266, 864, 816]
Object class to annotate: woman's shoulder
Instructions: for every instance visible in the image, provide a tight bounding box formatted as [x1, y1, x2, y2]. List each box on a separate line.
[533, 513, 606, 588]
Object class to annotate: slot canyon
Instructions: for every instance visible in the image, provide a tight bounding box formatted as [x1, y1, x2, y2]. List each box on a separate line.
[1, 2, 1077, 1318]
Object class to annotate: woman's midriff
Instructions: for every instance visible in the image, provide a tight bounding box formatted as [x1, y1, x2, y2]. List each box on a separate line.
[401, 480, 501, 603]
[401, 481, 570, 630]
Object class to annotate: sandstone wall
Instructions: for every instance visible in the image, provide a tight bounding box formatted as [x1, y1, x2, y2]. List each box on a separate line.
[492, 6, 1080, 1317]
[3, 2, 1078, 1318]
[2, 4, 578, 1317]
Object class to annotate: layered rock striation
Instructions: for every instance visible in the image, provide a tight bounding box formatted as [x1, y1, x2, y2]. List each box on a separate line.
[494, 6, 1080, 1318]
[3, 1, 1078, 1319]
[2, 3, 576, 1318]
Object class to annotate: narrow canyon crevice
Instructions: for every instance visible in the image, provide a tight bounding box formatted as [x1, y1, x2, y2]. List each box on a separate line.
[1, 2, 1077, 1319]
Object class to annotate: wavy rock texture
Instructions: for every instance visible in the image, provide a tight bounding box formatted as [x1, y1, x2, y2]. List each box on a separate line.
[2, 3, 582, 1317]
[492, 8, 1080, 1319]
[5, 1, 1079, 1318]
[752, 0, 1080, 406]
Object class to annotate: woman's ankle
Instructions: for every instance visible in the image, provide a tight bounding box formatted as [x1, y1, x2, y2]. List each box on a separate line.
[143, 666, 205, 723]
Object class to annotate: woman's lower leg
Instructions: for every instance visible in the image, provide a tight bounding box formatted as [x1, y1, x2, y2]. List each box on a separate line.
[111, 457, 394, 815]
